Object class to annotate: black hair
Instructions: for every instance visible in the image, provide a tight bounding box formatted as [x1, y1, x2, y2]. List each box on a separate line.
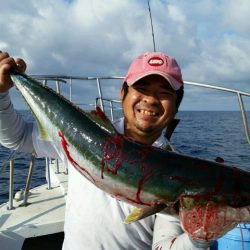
[121, 82, 184, 112]
[121, 82, 129, 101]
[175, 86, 184, 112]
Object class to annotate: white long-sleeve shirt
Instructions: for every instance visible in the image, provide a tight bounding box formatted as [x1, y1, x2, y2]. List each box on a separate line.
[0, 91, 211, 250]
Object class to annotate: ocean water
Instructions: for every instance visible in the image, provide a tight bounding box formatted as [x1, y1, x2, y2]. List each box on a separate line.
[0, 110, 250, 204]
[0, 110, 46, 203]
[172, 111, 250, 170]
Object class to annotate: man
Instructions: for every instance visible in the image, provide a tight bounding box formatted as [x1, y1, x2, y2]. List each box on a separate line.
[0, 51, 234, 249]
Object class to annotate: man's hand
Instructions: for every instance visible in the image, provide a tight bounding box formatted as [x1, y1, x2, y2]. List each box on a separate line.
[179, 201, 238, 243]
[0, 51, 26, 92]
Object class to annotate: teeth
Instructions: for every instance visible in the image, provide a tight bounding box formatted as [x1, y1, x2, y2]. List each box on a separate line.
[139, 109, 156, 116]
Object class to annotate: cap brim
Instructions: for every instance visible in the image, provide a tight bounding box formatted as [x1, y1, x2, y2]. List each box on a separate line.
[126, 71, 183, 91]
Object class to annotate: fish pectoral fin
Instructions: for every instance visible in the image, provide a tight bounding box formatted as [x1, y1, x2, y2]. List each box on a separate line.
[124, 203, 167, 224]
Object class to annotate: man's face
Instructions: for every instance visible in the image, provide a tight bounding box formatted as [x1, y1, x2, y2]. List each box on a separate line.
[121, 74, 177, 144]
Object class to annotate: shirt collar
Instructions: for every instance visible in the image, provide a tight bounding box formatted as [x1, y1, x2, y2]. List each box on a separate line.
[112, 117, 169, 149]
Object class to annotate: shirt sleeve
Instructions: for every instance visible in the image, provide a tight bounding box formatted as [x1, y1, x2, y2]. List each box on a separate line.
[152, 214, 211, 250]
[0, 92, 34, 152]
[0, 91, 62, 160]
[32, 122, 65, 160]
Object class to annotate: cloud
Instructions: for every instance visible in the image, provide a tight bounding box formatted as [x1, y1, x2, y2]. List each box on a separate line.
[222, 0, 250, 34]
[1, 0, 250, 110]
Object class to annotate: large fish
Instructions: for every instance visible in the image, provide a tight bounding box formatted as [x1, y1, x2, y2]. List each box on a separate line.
[10, 71, 250, 241]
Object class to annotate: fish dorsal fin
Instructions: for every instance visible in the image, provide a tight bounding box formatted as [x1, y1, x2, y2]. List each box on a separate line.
[124, 203, 167, 224]
[85, 106, 116, 135]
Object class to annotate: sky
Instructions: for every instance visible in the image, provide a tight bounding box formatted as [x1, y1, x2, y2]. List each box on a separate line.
[0, 0, 250, 111]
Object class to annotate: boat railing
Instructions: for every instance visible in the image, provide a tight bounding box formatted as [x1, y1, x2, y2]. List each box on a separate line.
[185, 81, 250, 145]
[95, 97, 121, 121]
[3, 75, 250, 210]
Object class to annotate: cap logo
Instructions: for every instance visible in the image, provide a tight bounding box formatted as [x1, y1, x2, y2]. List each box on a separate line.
[148, 57, 164, 66]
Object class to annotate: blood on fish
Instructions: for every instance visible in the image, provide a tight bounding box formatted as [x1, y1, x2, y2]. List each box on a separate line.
[170, 160, 245, 205]
[101, 134, 124, 178]
[136, 167, 156, 204]
[58, 131, 95, 183]
[167, 162, 215, 188]
[101, 134, 156, 206]
[180, 202, 242, 242]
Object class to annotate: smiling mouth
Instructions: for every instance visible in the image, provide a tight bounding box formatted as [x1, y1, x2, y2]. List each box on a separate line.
[137, 109, 158, 116]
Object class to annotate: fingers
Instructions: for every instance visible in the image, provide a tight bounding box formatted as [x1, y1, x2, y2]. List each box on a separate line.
[0, 52, 27, 73]
[0, 51, 17, 73]
[15, 58, 27, 73]
[0, 51, 26, 92]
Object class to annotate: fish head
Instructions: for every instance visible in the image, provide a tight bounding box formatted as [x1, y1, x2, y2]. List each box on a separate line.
[179, 198, 246, 242]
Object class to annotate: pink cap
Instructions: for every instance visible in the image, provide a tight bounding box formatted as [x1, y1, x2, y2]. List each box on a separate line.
[124, 52, 183, 90]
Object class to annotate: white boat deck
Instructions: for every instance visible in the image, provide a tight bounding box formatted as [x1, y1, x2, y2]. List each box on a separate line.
[0, 160, 67, 250]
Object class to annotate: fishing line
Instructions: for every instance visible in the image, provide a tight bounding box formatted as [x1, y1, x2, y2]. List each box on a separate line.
[147, 0, 156, 52]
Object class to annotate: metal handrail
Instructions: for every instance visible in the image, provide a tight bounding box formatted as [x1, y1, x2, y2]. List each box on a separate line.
[184, 81, 250, 144]
[95, 97, 121, 121]
[7, 160, 14, 210]
[21, 152, 36, 206]
[237, 93, 250, 144]
[29, 76, 250, 145]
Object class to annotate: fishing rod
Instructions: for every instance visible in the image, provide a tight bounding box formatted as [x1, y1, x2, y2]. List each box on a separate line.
[147, 0, 156, 52]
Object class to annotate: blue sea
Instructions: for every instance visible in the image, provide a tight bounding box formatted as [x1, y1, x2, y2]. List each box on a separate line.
[0, 110, 250, 204]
